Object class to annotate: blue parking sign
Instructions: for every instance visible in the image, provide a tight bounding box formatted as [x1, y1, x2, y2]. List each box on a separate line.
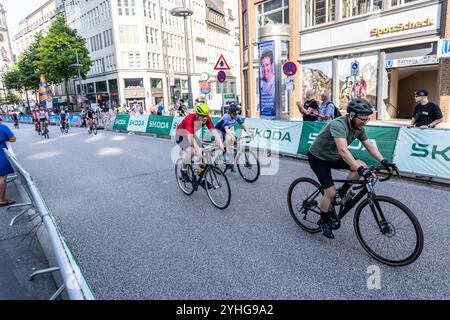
[351, 61, 359, 76]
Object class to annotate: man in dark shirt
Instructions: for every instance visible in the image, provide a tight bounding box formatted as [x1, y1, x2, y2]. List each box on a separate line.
[408, 89, 443, 128]
[297, 89, 319, 121]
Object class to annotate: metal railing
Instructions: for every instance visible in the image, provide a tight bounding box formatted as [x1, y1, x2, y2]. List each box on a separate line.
[4, 146, 95, 300]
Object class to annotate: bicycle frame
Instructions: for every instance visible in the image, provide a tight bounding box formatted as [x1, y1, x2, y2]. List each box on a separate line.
[188, 164, 213, 191]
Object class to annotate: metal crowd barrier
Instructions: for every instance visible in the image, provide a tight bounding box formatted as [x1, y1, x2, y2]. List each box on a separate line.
[4, 146, 95, 300]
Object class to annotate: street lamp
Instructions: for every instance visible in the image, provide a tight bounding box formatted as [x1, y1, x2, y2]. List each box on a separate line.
[170, 5, 194, 108]
[69, 50, 83, 111]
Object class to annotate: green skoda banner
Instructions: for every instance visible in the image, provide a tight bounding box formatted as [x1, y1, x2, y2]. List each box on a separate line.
[113, 115, 130, 131]
[349, 125, 400, 165]
[394, 128, 450, 180]
[243, 118, 303, 155]
[146, 116, 173, 136]
[298, 122, 326, 156]
[127, 115, 149, 133]
[170, 116, 185, 137]
[298, 122, 400, 165]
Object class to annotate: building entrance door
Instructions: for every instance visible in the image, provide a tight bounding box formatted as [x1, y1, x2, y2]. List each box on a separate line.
[387, 65, 438, 119]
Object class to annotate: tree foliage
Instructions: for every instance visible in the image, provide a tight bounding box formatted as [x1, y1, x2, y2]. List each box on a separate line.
[36, 14, 92, 85]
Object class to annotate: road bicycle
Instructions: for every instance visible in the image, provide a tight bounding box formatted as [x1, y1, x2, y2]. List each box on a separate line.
[88, 116, 98, 135]
[60, 121, 69, 134]
[213, 136, 260, 183]
[287, 167, 423, 267]
[175, 145, 231, 209]
[40, 121, 49, 139]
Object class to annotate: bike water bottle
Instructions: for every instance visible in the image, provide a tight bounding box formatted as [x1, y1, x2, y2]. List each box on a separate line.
[334, 193, 342, 205]
[342, 189, 355, 206]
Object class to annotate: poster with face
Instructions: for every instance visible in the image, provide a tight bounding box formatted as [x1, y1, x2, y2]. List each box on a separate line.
[259, 41, 276, 118]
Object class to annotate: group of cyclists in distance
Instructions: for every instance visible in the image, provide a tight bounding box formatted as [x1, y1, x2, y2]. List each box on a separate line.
[30, 104, 104, 136]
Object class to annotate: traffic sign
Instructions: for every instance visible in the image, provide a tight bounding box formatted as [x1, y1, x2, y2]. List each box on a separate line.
[351, 61, 359, 76]
[200, 81, 210, 94]
[217, 71, 226, 83]
[214, 54, 230, 70]
[437, 39, 450, 58]
[282, 61, 297, 76]
[285, 77, 294, 91]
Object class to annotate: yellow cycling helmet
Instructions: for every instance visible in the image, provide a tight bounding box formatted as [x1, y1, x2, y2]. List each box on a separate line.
[194, 102, 210, 116]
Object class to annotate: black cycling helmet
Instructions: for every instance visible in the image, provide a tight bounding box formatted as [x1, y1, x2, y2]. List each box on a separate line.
[347, 98, 374, 116]
[228, 105, 238, 115]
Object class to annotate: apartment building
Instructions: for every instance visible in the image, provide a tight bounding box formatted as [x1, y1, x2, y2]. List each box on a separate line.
[0, 3, 14, 102]
[64, 0, 240, 111]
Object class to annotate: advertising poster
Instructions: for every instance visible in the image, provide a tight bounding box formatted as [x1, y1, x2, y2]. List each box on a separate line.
[259, 40, 276, 119]
[301, 59, 333, 102]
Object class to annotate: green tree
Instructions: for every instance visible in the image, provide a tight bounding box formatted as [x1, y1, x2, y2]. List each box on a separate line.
[3, 33, 43, 111]
[36, 14, 92, 108]
[5, 91, 22, 105]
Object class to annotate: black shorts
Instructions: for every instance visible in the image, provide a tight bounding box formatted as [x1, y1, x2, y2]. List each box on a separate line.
[39, 118, 47, 123]
[307, 151, 351, 189]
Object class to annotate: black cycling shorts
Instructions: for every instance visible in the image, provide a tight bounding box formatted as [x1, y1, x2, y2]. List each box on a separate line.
[307, 151, 351, 189]
[39, 118, 47, 123]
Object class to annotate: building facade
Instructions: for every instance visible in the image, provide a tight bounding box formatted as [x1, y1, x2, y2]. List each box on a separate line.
[13, 0, 65, 56]
[64, 0, 240, 112]
[0, 3, 14, 102]
[239, 0, 450, 123]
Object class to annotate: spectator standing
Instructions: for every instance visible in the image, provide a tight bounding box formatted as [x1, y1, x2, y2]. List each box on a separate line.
[408, 89, 443, 128]
[297, 89, 319, 122]
[318, 90, 336, 123]
[0, 117, 17, 206]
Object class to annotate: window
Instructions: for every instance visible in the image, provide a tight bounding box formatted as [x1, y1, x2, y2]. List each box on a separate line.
[256, 0, 289, 28]
[342, 0, 385, 19]
[151, 79, 163, 89]
[303, 0, 335, 27]
[118, 0, 136, 16]
[109, 79, 118, 93]
[125, 78, 144, 88]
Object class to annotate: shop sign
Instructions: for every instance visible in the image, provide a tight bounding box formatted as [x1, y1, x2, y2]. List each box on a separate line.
[370, 18, 434, 37]
[385, 55, 439, 68]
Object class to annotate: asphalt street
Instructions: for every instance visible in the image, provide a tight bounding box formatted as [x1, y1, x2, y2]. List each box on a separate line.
[8, 124, 450, 299]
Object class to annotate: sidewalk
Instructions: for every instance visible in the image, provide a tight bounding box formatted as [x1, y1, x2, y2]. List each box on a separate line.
[0, 178, 57, 300]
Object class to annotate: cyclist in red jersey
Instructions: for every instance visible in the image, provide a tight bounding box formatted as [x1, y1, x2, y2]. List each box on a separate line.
[175, 102, 224, 179]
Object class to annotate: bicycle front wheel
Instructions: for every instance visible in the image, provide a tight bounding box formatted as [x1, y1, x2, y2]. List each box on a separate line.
[354, 195, 424, 267]
[204, 166, 231, 209]
[236, 149, 260, 183]
[93, 124, 98, 135]
[287, 177, 322, 233]
[210, 148, 227, 173]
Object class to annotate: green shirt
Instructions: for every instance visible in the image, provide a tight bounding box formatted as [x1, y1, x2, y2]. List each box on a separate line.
[309, 116, 368, 162]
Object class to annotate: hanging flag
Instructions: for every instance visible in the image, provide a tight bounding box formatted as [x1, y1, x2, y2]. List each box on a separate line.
[39, 74, 51, 107]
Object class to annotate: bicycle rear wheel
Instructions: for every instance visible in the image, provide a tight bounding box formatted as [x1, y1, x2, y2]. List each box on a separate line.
[354, 195, 424, 267]
[204, 166, 231, 209]
[287, 177, 322, 233]
[175, 158, 195, 195]
[236, 149, 260, 183]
